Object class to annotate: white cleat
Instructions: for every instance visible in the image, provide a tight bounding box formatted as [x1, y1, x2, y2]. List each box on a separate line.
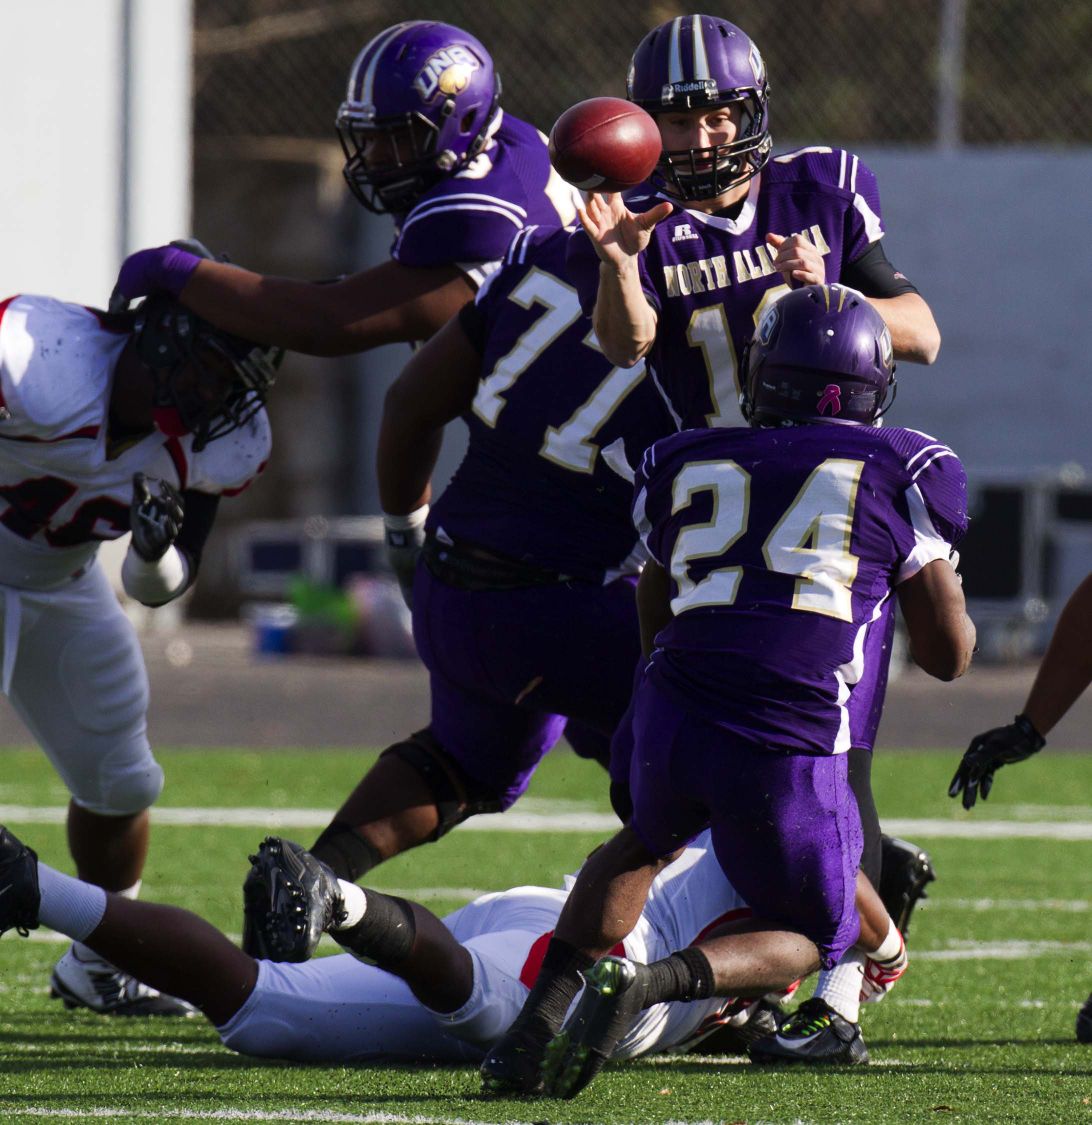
[50, 945, 197, 1017]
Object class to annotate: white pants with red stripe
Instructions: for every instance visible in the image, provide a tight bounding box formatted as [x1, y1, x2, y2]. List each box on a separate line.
[218, 836, 749, 1063]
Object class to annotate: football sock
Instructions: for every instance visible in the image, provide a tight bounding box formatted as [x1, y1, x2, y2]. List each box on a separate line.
[333, 888, 416, 966]
[513, 938, 596, 1038]
[311, 821, 383, 882]
[333, 880, 367, 929]
[36, 863, 108, 944]
[643, 947, 716, 1005]
[869, 919, 903, 963]
[814, 950, 865, 1023]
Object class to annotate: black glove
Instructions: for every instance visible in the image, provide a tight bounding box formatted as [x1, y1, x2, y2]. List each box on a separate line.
[384, 515, 426, 610]
[130, 473, 185, 561]
[948, 714, 1045, 810]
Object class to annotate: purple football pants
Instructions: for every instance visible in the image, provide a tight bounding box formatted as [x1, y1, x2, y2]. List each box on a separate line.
[411, 566, 641, 809]
[625, 675, 863, 968]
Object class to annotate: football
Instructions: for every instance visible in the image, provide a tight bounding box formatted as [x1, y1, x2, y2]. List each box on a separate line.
[548, 97, 662, 193]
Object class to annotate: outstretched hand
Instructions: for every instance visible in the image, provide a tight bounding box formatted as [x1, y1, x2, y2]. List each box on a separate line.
[578, 192, 674, 269]
[947, 715, 1045, 809]
[109, 245, 204, 314]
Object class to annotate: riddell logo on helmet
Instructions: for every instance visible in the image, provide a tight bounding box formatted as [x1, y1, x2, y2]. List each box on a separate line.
[415, 47, 479, 101]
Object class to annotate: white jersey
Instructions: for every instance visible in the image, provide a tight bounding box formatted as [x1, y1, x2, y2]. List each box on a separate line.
[219, 832, 751, 1063]
[0, 295, 271, 590]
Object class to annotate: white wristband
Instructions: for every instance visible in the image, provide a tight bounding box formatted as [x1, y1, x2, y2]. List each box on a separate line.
[383, 505, 429, 532]
[121, 544, 190, 606]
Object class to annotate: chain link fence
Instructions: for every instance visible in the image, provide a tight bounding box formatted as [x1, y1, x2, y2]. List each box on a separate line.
[194, 0, 1091, 149]
[187, 1, 1091, 614]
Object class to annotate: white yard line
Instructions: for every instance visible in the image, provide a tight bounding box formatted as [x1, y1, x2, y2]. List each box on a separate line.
[932, 897, 1091, 911]
[1, 806, 1090, 839]
[8, 1111, 547, 1125]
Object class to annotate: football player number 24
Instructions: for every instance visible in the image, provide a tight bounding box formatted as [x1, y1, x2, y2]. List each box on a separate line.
[668, 457, 864, 621]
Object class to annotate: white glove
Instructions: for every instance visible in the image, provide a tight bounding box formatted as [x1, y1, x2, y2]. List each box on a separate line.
[383, 506, 428, 610]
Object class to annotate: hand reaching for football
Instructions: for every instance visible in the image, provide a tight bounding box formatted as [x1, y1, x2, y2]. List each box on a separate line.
[130, 473, 185, 561]
[578, 192, 674, 269]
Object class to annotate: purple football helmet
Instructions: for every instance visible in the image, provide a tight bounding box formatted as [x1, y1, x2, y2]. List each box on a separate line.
[741, 285, 896, 428]
[336, 21, 501, 214]
[627, 14, 771, 200]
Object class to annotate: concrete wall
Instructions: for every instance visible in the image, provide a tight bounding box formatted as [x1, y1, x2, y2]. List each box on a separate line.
[859, 149, 1091, 478]
[0, 0, 192, 305]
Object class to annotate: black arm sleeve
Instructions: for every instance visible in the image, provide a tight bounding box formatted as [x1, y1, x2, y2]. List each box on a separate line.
[175, 490, 221, 580]
[843, 239, 920, 299]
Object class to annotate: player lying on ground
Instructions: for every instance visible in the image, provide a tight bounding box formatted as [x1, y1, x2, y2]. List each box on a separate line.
[480, 284, 975, 1098]
[949, 570, 1092, 1043]
[566, 10, 946, 1056]
[240, 224, 676, 960]
[0, 824, 906, 1065]
[108, 21, 580, 354]
[0, 260, 278, 1016]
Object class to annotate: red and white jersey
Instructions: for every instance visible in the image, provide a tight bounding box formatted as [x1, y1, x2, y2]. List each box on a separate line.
[0, 295, 270, 590]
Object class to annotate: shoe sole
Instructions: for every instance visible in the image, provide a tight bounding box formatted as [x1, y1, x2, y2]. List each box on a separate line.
[242, 839, 313, 962]
[542, 958, 630, 1098]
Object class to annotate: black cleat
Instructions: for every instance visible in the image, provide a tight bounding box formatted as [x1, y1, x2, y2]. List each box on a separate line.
[1077, 993, 1092, 1044]
[749, 997, 869, 1065]
[242, 836, 345, 962]
[879, 834, 936, 939]
[541, 956, 649, 1099]
[480, 1025, 550, 1096]
[0, 825, 40, 938]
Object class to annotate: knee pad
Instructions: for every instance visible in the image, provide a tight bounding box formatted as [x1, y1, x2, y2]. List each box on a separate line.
[72, 742, 165, 817]
[382, 730, 503, 840]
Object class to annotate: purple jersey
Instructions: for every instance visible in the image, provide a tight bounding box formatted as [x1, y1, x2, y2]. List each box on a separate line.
[634, 423, 967, 755]
[429, 226, 675, 582]
[569, 148, 885, 428]
[391, 115, 582, 288]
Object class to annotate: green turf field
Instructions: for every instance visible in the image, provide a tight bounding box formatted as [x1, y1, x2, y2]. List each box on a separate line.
[0, 747, 1090, 1124]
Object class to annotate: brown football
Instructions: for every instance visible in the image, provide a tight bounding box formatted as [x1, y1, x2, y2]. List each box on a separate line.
[548, 97, 662, 193]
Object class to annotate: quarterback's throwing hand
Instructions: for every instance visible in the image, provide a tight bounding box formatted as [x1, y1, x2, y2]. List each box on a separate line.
[948, 715, 1045, 810]
[130, 473, 185, 562]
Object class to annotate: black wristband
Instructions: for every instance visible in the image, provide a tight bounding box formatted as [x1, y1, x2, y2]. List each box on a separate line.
[1014, 713, 1046, 749]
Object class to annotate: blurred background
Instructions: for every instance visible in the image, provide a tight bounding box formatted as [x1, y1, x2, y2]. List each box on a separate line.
[0, 0, 1089, 665]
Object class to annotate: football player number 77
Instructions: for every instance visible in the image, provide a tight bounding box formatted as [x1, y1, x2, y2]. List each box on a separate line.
[472, 268, 791, 454]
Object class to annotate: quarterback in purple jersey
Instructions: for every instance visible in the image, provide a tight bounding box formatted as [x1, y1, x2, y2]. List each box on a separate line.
[481, 285, 974, 1098]
[570, 9, 941, 981]
[109, 21, 580, 354]
[238, 225, 678, 963]
[570, 13, 940, 431]
[0, 269, 278, 1016]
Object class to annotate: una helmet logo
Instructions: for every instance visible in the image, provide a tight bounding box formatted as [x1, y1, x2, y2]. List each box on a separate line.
[817, 384, 843, 415]
[415, 47, 478, 101]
